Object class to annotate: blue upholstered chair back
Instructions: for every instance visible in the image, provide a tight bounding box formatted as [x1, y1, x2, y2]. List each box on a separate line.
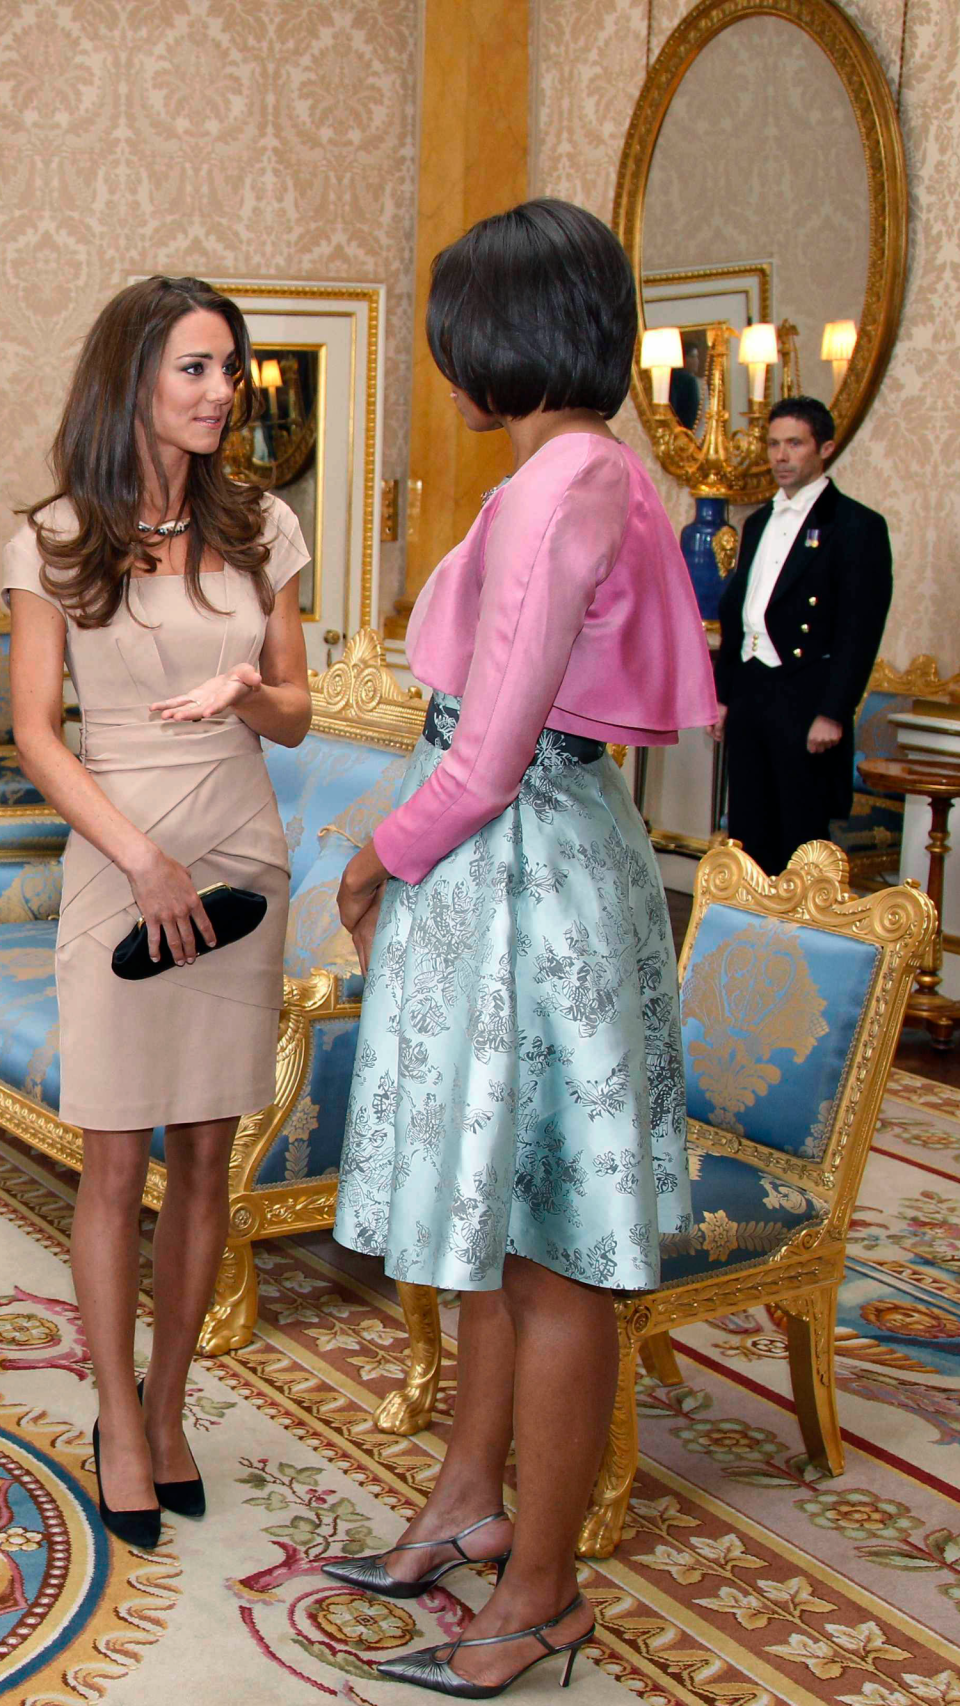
[854, 690, 903, 769]
[681, 902, 880, 1163]
[266, 735, 408, 974]
[0, 629, 55, 806]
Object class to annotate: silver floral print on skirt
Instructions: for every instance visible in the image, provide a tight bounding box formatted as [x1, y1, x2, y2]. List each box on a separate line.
[333, 693, 692, 1292]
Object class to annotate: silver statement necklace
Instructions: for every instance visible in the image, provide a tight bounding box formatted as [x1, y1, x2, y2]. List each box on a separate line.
[137, 517, 191, 537]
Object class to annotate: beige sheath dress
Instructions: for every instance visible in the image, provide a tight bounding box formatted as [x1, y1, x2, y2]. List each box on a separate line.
[1, 493, 309, 1131]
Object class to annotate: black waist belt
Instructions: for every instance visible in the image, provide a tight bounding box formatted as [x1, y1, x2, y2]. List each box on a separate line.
[423, 695, 605, 764]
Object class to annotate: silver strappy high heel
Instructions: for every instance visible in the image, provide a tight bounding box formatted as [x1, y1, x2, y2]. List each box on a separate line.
[320, 1509, 511, 1600]
[375, 1592, 594, 1696]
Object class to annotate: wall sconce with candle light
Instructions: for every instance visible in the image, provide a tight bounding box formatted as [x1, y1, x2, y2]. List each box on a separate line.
[258, 357, 282, 416]
[821, 319, 858, 389]
[738, 321, 779, 403]
[640, 326, 684, 404]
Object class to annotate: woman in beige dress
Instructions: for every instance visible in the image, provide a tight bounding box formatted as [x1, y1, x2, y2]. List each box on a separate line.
[3, 276, 312, 1548]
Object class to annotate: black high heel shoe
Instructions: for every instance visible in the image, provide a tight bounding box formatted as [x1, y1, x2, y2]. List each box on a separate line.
[91, 1418, 162, 1550]
[137, 1378, 206, 1519]
[321, 1510, 511, 1600]
[376, 1592, 595, 1697]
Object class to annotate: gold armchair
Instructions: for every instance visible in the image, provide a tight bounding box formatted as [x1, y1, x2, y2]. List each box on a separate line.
[377, 841, 935, 1561]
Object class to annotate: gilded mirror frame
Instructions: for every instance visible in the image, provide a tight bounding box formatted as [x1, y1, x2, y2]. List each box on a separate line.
[615, 0, 908, 497]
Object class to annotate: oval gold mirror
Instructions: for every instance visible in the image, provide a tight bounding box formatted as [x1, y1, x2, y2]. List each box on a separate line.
[614, 0, 907, 507]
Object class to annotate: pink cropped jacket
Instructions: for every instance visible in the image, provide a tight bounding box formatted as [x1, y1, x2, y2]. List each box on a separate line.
[374, 432, 717, 885]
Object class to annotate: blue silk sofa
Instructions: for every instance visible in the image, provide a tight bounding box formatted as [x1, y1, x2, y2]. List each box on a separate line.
[0, 630, 427, 1352]
[0, 619, 70, 923]
[0, 625, 66, 810]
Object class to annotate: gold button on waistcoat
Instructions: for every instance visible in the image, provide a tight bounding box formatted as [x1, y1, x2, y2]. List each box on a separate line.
[801, 623, 810, 632]
[808, 595, 817, 605]
[793, 647, 803, 657]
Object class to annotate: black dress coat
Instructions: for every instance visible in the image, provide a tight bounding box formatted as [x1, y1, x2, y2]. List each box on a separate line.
[715, 479, 893, 820]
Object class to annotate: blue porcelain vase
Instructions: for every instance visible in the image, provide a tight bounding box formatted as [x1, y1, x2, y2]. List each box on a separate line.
[680, 496, 733, 622]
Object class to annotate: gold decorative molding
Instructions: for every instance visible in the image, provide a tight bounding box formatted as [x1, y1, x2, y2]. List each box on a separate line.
[0, 802, 68, 823]
[712, 523, 739, 578]
[867, 652, 960, 701]
[376, 1282, 444, 1435]
[648, 829, 712, 859]
[380, 478, 399, 543]
[0, 845, 65, 863]
[615, 0, 909, 500]
[643, 260, 772, 323]
[309, 628, 425, 752]
[200, 1243, 258, 1354]
[228, 1178, 339, 1243]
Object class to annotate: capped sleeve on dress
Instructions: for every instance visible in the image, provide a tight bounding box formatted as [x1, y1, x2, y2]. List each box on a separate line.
[263, 493, 311, 595]
[374, 435, 630, 885]
[2, 520, 65, 612]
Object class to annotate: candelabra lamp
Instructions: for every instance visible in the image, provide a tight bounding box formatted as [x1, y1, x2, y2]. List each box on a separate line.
[641, 321, 793, 620]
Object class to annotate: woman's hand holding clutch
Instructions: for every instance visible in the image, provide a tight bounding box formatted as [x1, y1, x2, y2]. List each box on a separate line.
[150, 664, 261, 722]
[124, 842, 217, 967]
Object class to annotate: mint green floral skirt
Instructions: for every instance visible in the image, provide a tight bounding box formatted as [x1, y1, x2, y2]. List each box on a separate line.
[333, 694, 692, 1292]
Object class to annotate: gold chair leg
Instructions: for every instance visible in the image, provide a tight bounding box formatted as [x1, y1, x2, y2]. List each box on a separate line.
[639, 1330, 682, 1385]
[375, 1281, 442, 1435]
[578, 1303, 639, 1559]
[781, 1283, 844, 1475]
[198, 1240, 259, 1355]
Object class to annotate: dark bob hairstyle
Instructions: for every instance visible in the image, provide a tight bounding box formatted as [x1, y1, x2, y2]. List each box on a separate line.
[426, 199, 638, 420]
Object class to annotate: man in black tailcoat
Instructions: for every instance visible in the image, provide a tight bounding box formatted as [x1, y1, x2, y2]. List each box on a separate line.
[713, 396, 893, 875]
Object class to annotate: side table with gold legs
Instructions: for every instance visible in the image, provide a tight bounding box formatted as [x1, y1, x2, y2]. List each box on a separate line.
[858, 756, 960, 1048]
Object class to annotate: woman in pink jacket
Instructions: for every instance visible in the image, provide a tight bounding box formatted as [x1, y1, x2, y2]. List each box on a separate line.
[326, 200, 717, 1697]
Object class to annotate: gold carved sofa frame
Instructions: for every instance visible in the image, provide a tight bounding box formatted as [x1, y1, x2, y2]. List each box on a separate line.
[0, 631, 429, 1356]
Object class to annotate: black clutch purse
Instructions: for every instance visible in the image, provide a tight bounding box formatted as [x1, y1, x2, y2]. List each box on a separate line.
[111, 883, 267, 981]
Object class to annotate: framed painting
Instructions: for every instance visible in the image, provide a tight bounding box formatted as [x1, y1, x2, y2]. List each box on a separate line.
[641, 262, 772, 435]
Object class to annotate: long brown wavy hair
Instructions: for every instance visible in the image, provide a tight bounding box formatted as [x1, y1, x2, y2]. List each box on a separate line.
[26, 276, 272, 628]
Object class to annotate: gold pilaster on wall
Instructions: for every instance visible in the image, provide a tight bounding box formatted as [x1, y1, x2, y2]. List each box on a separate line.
[385, 0, 528, 638]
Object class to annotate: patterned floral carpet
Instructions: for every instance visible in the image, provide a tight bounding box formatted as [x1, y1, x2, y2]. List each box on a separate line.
[2, 1067, 960, 1705]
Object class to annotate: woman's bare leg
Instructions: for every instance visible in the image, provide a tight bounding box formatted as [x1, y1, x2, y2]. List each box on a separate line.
[142, 1117, 237, 1482]
[71, 1128, 155, 1510]
[441, 1255, 618, 1686]
[379, 1288, 517, 1581]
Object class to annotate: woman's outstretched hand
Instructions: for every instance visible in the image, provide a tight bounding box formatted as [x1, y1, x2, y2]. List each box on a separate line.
[124, 842, 216, 966]
[151, 664, 261, 722]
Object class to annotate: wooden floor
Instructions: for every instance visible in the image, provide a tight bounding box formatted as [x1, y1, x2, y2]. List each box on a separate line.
[665, 888, 960, 1090]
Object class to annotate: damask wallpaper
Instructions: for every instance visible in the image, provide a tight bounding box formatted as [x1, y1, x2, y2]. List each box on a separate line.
[3, 0, 954, 665]
[533, 0, 959, 670]
[0, 0, 418, 617]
